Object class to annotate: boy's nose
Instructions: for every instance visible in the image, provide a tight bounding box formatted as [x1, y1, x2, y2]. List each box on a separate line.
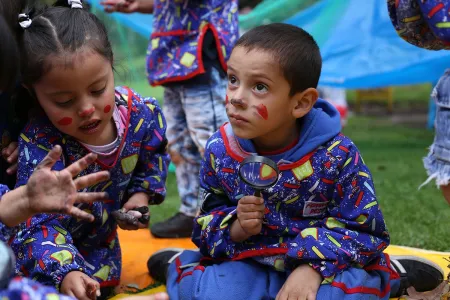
[230, 97, 247, 108]
[79, 106, 96, 118]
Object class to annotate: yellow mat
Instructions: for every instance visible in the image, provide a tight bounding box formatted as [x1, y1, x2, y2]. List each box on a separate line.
[110, 229, 450, 299]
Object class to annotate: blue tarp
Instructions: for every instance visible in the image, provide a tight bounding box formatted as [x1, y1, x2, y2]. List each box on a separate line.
[89, 0, 450, 89]
[285, 0, 450, 88]
[89, 0, 154, 38]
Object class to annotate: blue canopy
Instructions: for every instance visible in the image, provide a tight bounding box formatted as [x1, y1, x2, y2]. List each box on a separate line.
[285, 0, 450, 88]
[88, 0, 154, 38]
[89, 0, 450, 88]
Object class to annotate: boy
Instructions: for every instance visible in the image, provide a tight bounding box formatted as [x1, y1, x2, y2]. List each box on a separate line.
[148, 24, 444, 299]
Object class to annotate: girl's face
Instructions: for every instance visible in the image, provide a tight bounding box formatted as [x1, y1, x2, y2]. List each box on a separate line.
[32, 49, 116, 146]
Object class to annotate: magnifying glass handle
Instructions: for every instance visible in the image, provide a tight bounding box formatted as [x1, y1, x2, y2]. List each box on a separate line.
[254, 190, 261, 197]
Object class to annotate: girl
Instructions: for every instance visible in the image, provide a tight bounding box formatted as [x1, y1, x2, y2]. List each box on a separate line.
[3, 0, 170, 299]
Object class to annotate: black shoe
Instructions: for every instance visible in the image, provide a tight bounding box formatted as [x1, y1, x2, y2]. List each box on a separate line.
[151, 212, 195, 238]
[147, 248, 184, 283]
[390, 255, 445, 297]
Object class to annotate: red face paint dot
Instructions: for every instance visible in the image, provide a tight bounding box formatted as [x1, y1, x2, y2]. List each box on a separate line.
[57, 117, 73, 126]
[104, 105, 112, 114]
[225, 95, 229, 104]
[256, 104, 268, 120]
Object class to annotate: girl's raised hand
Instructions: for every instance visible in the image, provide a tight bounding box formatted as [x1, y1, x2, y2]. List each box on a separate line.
[25, 145, 110, 222]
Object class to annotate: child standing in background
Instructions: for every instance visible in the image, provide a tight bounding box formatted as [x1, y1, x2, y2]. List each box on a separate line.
[388, 0, 450, 204]
[101, 0, 240, 238]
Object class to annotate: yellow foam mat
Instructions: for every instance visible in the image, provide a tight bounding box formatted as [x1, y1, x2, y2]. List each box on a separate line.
[111, 229, 449, 299]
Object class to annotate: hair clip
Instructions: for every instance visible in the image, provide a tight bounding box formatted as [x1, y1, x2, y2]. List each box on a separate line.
[18, 13, 32, 29]
[68, 0, 83, 9]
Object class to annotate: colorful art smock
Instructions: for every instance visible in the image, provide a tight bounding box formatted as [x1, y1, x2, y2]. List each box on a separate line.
[146, 0, 239, 86]
[2, 86, 169, 289]
[388, 0, 450, 50]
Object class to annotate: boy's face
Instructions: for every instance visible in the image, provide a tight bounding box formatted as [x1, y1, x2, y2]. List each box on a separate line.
[32, 49, 116, 146]
[226, 46, 313, 150]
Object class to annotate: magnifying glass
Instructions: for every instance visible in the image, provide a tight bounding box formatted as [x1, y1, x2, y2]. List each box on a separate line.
[238, 156, 280, 197]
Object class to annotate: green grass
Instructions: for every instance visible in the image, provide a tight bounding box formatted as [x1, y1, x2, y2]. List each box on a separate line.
[343, 117, 450, 251]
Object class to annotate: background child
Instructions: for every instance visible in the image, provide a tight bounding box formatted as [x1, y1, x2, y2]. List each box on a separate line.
[3, 0, 169, 299]
[100, 0, 239, 238]
[388, 0, 450, 205]
[148, 23, 444, 300]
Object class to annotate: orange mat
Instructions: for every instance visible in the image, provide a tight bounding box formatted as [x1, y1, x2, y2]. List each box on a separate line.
[114, 229, 450, 299]
[115, 229, 196, 294]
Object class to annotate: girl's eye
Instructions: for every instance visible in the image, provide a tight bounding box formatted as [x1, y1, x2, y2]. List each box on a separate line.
[254, 83, 268, 93]
[55, 99, 73, 107]
[92, 86, 106, 95]
[228, 75, 239, 87]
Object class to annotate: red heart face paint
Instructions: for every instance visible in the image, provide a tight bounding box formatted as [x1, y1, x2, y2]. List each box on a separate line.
[225, 95, 229, 104]
[256, 104, 268, 120]
[104, 105, 112, 113]
[57, 117, 73, 126]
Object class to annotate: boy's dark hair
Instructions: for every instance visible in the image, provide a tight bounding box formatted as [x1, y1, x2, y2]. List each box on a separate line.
[235, 23, 322, 96]
[18, 0, 114, 86]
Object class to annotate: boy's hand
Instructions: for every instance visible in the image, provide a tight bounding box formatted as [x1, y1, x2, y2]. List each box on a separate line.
[276, 264, 322, 300]
[117, 192, 150, 230]
[230, 195, 264, 242]
[61, 271, 101, 300]
[2, 141, 18, 174]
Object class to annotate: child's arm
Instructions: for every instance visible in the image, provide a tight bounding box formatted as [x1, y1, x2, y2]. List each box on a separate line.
[192, 142, 241, 258]
[7, 126, 90, 288]
[127, 97, 170, 206]
[286, 142, 390, 280]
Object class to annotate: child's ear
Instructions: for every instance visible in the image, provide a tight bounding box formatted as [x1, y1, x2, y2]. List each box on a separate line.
[292, 88, 318, 118]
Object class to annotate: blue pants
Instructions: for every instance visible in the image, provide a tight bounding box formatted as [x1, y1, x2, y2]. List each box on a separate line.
[167, 250, 400, 300]
[163, 68, 228, 217]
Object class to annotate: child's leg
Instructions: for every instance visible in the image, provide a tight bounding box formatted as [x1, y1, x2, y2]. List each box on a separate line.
[422, 70, 450, 204]
[166, 250, 284, 300]
[150, 86, 198, 238]
[182, 67, 228, 158]
[151, 68, 228, 238]
[178, 67, 228, 212]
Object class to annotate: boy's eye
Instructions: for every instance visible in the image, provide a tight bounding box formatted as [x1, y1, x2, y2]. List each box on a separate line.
[254, 83, 268, 93]
[228, 75, 239, 87]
